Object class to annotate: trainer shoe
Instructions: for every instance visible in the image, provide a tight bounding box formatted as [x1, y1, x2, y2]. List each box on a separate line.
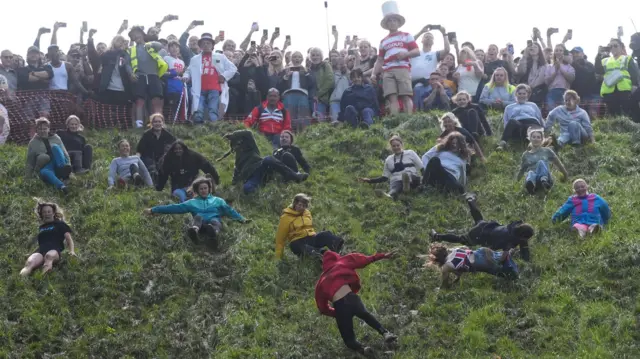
[187, 226, 199, 243]
[383, 332, 398, 343]
[133, 173, 144, 186]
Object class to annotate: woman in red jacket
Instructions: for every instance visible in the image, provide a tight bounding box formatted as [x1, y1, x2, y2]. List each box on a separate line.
[315, 249, 398, 356]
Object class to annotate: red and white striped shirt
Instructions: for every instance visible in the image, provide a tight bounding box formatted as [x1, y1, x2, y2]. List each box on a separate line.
[378, 32, 418, 71]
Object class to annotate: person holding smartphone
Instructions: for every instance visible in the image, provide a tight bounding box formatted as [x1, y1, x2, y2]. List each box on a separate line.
[544, 44, 575, 111]
[276, 51, 315, 131]
[516, 41, 547, 103]
[595, 38, 640, 118]
[411, 25, 450, 110]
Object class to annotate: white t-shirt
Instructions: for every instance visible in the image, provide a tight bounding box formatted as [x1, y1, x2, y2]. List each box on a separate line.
[382, 150, 424, 183]
[456, 63, 482, 96]
[410, 50, 439, 81]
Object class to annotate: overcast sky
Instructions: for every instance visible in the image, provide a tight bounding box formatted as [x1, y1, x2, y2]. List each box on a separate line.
[2, 0, 639, 59]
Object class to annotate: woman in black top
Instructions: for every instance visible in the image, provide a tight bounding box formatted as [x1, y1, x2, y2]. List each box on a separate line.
[136, 113, 176, 178]
[437, 113, 485, 162]
[57, 115, 92, 174]
[451, 91, 493, 138]
[272, 130, 311, 174]
[20, 201, 77, 276]
[156, 140, 220, 202]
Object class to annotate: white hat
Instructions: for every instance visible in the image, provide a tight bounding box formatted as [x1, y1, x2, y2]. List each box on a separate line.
[380, 1, 406, 30]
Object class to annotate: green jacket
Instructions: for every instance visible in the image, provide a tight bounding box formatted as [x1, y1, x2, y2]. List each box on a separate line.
[228, 130, 263, 184]
[25, 134, 70, 177]
[310, 61, 334, 105]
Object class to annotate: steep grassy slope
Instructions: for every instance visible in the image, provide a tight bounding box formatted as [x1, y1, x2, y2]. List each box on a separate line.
[1, 115, 639, 359]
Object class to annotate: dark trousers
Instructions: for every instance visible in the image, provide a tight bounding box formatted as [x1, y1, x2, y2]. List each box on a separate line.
[438, 198, 484, 245]
[100, 89, 130, 106]
[500, 119, 541, 143]
[289, 231, 344, 257]
[461, 108, 483, 137]
[68, 145, 93, 172]
[279, 152, 299, 172]
[603, 88, 632, 117]
[334, 293, 387, 352]
[243, 156, 301, 194]
[422, 157, 465, 194]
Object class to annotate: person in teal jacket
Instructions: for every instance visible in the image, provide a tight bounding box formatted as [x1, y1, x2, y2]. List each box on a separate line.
[552, 178, 611, 238]
[144, 177, 249, 246]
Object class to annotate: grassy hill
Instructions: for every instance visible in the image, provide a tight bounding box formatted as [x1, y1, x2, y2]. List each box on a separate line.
[1, 114, 640, 359]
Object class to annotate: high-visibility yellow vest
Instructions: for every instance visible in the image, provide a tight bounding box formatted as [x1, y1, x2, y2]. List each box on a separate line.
[600, 55, 632, 95]
[128, 44, 168, 77]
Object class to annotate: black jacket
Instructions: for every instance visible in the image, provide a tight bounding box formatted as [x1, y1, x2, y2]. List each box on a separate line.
[273, 145, 311, 173]
[156, 150, 219, 191]
[136, 129, 176, 164]
[56, 130, 86, 152]
[236, 55, 270, 114]
[467, 220, 530, 261]
[452, 104, 493, 136]
[98, 49, 133, 96]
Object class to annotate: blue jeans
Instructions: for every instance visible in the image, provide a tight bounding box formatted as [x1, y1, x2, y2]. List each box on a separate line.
[342, 106, 375, 128]
[413, 84, 430, 112]
[40, 145, 69, 189]
[194, 90, 220, 123]
[546, 88, 566, 112]
[558, 121, 588, 146]
[525, 160, 553, 189]
[330, 102, 341, 122]
[316, 102, 329, 120]
[172, 188, 189, 202]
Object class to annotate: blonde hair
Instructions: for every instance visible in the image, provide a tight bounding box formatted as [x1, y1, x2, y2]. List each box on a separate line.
[109, 35, 126, 51]
[563, 89, 580, 102]
[33, 199, 65, 222]
[291, 193, 311, 208]
[573, 178, 588, 189]
[439, 113, 461, 131]
[35, 117, 50, 127]
[487, 67, 510, 89]
[388, 135, 403, 148]
[459, 47, 478, 63]
[516, 84, 531, 95]
[268, 50, 284, 76]
[65, 115, 84, 131]
[148, 113, 165, 129]
[452, 90, 471, 103]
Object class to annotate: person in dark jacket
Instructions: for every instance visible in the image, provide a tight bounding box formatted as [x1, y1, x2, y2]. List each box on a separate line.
[237, 51, 269, 114]
[451, 91, 493, 138]
[569, 47, 601, 116]
[94, 35, 133, 105]
[56, 115, 92, 174]
[136, 113, 176, 178]
[218, 129, 309, 194]
[630, 33, 640, 123]
[156, 140, 220, 202]
[338, 68, 379, 128]
[272, 130, 310, 173]
[429, 193, 533, 261]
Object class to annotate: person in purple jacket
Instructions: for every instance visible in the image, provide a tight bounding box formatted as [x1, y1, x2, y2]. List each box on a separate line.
[552, 179, 611, 239]
[338, 68, 380, 128]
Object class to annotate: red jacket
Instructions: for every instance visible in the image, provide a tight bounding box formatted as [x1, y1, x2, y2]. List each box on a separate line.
[244, 101, 291, 135]
[314, 250, 387, 317]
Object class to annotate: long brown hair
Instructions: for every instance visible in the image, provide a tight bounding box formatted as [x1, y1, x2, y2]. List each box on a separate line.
[436, 132, 472, 161]
[34, 199, 65, 222]
[425, 243, 449, 268]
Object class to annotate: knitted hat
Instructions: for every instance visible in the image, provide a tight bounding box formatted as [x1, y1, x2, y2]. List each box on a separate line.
[380, 1, 405, 30]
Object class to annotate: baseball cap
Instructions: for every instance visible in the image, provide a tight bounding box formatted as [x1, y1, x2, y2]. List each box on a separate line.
[570, 47, 584, 53]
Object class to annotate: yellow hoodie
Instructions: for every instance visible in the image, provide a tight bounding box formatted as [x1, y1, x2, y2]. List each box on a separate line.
[275, 207, 316, 259]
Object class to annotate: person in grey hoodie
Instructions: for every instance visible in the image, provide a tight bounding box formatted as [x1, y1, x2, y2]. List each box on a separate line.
[330, 56, 351, 123]
[497, 84, 544, 150]
[108, 139, 154, 190]
[545, 90, 594, 149]
[25, 118, 72, 194]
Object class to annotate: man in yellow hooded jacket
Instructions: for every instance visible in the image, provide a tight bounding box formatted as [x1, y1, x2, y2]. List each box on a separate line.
[275, 193, 344, 259]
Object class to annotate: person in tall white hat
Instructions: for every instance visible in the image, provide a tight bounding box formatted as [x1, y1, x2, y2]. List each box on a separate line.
[371, 1, 420, 115]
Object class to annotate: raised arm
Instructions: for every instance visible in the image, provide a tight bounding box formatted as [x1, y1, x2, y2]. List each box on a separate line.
[239, 26, 257, 51]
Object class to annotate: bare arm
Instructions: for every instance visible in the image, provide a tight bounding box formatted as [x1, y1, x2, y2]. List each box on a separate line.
[64, 232, 76, 255]
[239, 28, 256, 51]
[51, 22, 60, 45]
[269, 31, 280, 48]
[117, 20, 127, 35]
[439, 27, 450, 57]
[67, 63, 89, 95]
[331, 29, 338, 51]
[551, 156, 569, 179]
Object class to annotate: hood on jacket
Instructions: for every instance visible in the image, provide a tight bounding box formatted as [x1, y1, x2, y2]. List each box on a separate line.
[322, 250, 341, 271]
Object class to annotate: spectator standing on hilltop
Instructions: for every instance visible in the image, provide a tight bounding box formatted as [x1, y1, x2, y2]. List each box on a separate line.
[0, 99, 8, 145]
[371, 1, 420, 115]
[127, 26, 168, 128]
[595, 38, 640, 118]
[0, 50, 18, 94]
[17, 46, 54, 119]
[183, 33, 237, 123]
[94, 35, 133, 106]
[411, 24, 450, 107]
[46, 44, 89, 98]
[544, 44, 575, 111]
[338, 68, 379, 128]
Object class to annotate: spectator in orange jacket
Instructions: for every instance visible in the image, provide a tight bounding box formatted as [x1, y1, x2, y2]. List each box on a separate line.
[244, 88, 292, 149]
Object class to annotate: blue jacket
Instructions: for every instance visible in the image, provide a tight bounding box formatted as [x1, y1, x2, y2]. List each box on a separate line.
[552, 193, 611, 226]
[152, 194, 245, 223]
[339, 84, 380, 120]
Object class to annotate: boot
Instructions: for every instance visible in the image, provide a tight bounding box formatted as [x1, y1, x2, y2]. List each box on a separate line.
[202, 224, 219, 249]
[295, 172, 309, 183]
[133, 173, 144, 186]
[187, 226, 200, 243]
[383, 332, 398, 343]
[429, 229, 438, 242]
[55, 164, 72, 180]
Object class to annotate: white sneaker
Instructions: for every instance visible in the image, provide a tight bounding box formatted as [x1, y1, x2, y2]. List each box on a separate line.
[136, 120, 143, 128]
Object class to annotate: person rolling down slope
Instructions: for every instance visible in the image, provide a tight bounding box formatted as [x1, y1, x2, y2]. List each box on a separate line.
[315, 249, 398, 356]
[144, 177, 249, 247]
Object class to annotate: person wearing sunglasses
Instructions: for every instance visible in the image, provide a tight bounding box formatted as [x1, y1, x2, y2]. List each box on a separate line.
[595, 38, 640, 117]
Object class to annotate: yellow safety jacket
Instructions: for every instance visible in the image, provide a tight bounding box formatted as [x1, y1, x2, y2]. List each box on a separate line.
[600, 55, 632, 95]
[128, 44, 168, 77]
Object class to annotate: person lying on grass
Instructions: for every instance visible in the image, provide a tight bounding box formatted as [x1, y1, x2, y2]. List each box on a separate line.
[552, 178, 611, 239]
[272, 130, 311, 175]
[358, 135, 423, 200]
[20, 201, 76, 276]
[421, 132, 470, 195]
[108, 139, 154, 190]
[424, 243, 519, 288]
[315, 249, 398, 356]
[430, 193, 533, 261]
[144, 177, 248, 247]
[430, 112, 485, 163]
[275, 193, 344, 260]
[516, 127, 568, 195]
[25, 117, 73, 194]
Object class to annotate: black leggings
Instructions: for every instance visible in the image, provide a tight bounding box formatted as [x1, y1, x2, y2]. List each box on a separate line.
[422, 157, 465, 194]
[603, 88, 632, 117]
[500, 119, 541, 143]
[437, 198, 483, 245]
[334, 292, 387, 352]
[289, 231, 344, 257]
[279, 152, 299, 172]
[68, 145, 93, 171]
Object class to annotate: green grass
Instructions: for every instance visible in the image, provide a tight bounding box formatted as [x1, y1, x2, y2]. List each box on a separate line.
[1, 114, 640, 359]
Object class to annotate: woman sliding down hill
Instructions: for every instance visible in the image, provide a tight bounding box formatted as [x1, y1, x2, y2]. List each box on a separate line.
[315, 249, 398, 356]
[424, 244, 519, 288]
[552, 179, 611, 239]
[275, 193, 344, 259]
[25, 118, 73, 194]
[358, 135, 423, 200]
[20, 201, 77, 276]
[144, 177, 248, 247]
[219, 130, 308, 194]
[516, 127, 568, 195]
[421, 132, 470, 194]
[108, 140, 154, 190]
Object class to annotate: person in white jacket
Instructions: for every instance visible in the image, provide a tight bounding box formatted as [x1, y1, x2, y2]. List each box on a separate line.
[183, 33, 237, 123]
